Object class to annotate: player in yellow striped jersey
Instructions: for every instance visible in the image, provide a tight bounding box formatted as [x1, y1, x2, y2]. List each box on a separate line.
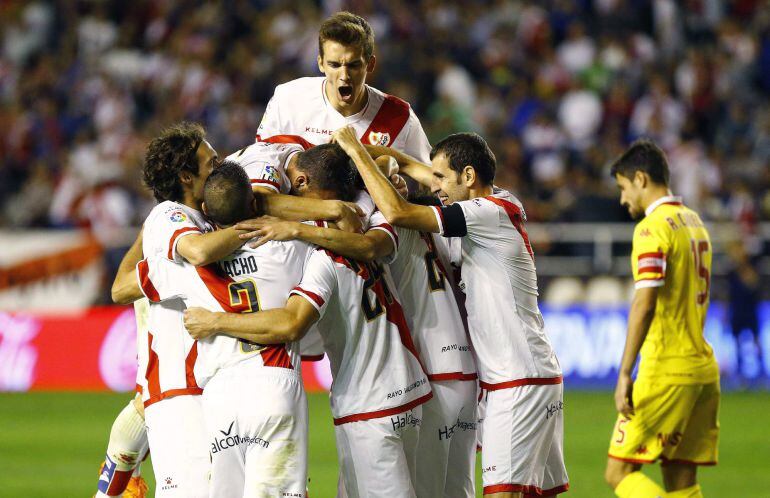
[604, 140, 719, 498]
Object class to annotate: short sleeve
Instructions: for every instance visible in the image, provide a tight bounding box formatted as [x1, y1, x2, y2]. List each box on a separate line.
[289, 250, 336, 318]
[136, 257, 187, 303]
[399, 108, 432, 163]
[145, 204, 203, 262]
[256, 94, 280, 141]
[631, 221, 668, 289]
[226, 144, 294, 194]
[433, 198, 499, 244]
[367, 210, 398, 263]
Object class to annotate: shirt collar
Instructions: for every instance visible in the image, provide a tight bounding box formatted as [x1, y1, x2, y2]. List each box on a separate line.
[645, 194, 682, 216]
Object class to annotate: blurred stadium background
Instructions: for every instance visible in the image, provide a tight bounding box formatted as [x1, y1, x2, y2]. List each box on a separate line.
[1, 0, 769, 496]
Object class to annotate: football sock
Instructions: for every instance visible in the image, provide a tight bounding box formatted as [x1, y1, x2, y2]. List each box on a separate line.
[96, 399, 148, 497]
[665, 484, 703, 498]
[615, 471, 666, 498]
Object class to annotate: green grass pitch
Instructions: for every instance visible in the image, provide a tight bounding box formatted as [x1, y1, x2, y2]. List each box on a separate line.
[1, 390, 768, 497]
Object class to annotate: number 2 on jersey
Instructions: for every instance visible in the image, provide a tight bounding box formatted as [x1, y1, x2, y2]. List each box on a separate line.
[689, 239, 710, 305]
[228, 279, 264, 352]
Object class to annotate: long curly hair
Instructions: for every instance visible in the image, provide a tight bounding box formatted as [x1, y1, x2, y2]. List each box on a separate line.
[143, 122, 205, 202]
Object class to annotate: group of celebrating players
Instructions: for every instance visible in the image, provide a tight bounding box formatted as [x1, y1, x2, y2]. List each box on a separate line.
[95, 11, 719, 498]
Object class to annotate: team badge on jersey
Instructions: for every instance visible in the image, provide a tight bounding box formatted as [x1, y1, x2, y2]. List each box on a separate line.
[168, 210, 188, 223]
[368, 131, 391, 146]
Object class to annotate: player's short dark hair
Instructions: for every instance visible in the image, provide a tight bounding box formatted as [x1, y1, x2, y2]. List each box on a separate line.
[203, 161, 253, 226]
[296, 144, 358, 202]
[430, 133, 496, 186]
[143, 122, 205, 202]
[319, 11, 375, 60]
[609, 139, 670, 186]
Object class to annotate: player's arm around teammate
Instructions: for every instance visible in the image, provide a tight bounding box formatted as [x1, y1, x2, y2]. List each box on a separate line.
[184, 295, 319, 345]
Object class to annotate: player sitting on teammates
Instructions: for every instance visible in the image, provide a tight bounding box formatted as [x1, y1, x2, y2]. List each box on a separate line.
[257, 11, 431, 162]
[604, 140, 720, 498]
[234, 158, 478, 497]
[330, 126, 569, 498]
[184, 144, 432, 498]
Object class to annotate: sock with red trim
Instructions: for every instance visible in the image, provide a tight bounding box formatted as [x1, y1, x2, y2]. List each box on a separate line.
[615, 471, 666, 498]
[95, 400, 148, 497]
[665, 484, 703, 498]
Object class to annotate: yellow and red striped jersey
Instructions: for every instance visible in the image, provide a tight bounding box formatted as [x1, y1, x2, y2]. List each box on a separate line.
[630, 195, 719, 384]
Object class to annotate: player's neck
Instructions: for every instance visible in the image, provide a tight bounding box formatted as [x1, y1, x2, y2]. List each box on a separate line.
[641, 187, 674, 213]
[326, 81, 368, 117]
[469, 184, 494, 200]
[181, 192, 201, 212]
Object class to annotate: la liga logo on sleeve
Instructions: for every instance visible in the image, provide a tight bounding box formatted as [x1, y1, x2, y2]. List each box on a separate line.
[168, 210, 188, 223]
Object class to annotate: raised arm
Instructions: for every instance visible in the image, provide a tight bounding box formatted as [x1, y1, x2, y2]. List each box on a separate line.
[175, 227, 246, 266]
[111, 228, 145, 304]
[183, 295, 319, 343]
[335, 127, 439, 233]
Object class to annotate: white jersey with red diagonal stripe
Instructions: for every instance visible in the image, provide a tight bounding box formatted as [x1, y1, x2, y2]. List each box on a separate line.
[430, 188, 562, 387]
[138, 201, 213, 407]
[368, 211, 477, 381]
[290, 249, 432, 424]
[256, 77, 431, 162]
[137, 238, 315, 387]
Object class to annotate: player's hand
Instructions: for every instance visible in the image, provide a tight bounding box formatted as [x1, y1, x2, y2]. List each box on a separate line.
[335, 201, 364, 233]
[614, 373, 635, 418]
[375, 155, 399, 177]
[234, 216, 301, 248]
[332, 126, 365, 156]
[390, 173, 409, 198]
[184, 307, 218, 340]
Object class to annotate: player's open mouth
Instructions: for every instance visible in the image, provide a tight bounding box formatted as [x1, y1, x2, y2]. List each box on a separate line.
[338, 85, 353, 101]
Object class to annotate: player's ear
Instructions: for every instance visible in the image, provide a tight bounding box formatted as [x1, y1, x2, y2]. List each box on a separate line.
[179, 170, 193, 186]
[317, 55, 324, 74]
[462, 165, 475, 186]
[366, 55, 376, 74]
[633, 170, 646, 188]
[293, 174, 309, 193]
[201, 201, 209, 216]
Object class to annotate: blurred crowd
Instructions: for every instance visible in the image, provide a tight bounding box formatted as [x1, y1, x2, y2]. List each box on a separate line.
[1, 0, 769, 238]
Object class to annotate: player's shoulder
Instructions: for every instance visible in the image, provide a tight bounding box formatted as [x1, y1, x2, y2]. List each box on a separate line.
[367, 84, 410, 110]
[145, 200, 185, 224]
[469, 188, 526, 217]
[274, 77, 324, 99]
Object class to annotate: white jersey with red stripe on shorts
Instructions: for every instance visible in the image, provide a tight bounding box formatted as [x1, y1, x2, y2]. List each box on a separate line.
[289, 246, 432, 498]
[257, 76, 431, 162]
[430, 188, 569, 496]
[137, 237, 314, 498]
[368, 211, 478, 498]
[139, 201, 212, 498]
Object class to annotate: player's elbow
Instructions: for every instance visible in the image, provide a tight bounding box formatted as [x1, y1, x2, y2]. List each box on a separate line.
[111, 281, 141, 305]
[382, 204, 411, 226]
[282, 320, 306, 342]
[182, 246, 211, 267]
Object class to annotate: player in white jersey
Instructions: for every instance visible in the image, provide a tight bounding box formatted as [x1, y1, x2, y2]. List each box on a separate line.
[256, 12, 431, 162]
[183, 148, 432, 498]
[106, 123, 364, 497]
[135, 163, 313, 497]
[333, 127, 569, 498]
[236, 187, 479, 496]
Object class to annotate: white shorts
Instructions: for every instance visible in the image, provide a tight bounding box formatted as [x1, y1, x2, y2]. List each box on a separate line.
[144, 395, 209, 498]
[203, 363, 307, 498]
[334, 406, 422, 498]
[415, 380, 477, 498]
[480, 382, 569, 496]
